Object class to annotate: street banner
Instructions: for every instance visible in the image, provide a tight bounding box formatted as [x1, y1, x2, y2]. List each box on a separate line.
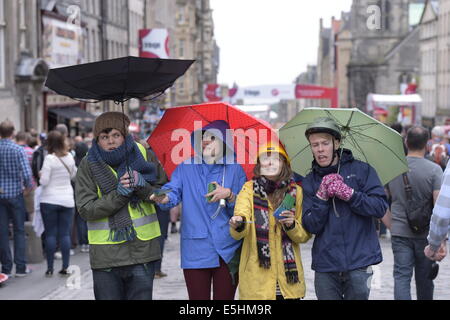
[203, 83, 338, 107]
[139, 29, 170, 59]
[295, 84, 338, 108]
[42, 16, 84, 68]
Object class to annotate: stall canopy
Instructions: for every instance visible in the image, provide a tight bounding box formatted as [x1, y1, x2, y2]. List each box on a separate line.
[366, 93, 422, 125]
[48, 106, 95, 124]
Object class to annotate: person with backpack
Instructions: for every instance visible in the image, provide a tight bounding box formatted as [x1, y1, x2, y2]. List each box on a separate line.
[387, 126, 443, 300]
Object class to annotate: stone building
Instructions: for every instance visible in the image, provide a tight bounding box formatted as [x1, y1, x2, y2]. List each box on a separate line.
[437, 0, 450, 124]
[0, 0, 48, 132]
[347, 0, 424, 111]
[419, 0, 439, 123]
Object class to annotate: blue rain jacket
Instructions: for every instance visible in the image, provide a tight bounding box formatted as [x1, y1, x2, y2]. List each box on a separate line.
[302, 149, 388, 273]
[158, 121, 247, 269]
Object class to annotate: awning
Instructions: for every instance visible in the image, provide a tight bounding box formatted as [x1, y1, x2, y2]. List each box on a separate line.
[49, 106, 95, 123]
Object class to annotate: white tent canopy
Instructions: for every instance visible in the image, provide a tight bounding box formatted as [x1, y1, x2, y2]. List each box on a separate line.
[366, 93, 422, 125]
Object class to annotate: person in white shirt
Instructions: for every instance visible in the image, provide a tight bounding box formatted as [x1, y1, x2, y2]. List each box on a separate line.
[39, 130, 77, 277]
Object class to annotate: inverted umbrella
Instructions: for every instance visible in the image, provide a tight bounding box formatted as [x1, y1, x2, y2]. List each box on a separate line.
[279, 107, 408, 185]
[45, 56, 195, 103]
[147, 102, 278, 180]
[45, 56, 194, 183]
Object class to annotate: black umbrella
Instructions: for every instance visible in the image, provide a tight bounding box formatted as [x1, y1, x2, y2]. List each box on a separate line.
[45, 56, 195, 103]
[45, 56, 195, 184]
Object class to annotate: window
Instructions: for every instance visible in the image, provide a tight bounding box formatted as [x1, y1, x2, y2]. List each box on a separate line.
[0, 0, 5, 88]
[179, 39, 185, 58]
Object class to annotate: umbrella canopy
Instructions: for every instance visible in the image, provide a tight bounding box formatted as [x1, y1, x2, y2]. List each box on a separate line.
[45, 56, 195, 103]
[147, 102, 278, 180]
[279, 107, 408, 185]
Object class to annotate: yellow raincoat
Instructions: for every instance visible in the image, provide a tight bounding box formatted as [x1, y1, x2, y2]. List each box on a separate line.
[230, 181, 311, 300]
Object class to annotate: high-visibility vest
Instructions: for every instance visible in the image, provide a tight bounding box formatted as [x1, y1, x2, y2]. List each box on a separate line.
[87, 143, 161, 245]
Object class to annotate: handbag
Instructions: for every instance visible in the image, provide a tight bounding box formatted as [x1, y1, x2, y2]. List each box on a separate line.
[57, 156, 75, 186]
[402, 173, 433, 234]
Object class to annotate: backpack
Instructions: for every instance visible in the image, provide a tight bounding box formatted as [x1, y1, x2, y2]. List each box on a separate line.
[31, 146, 47, 186]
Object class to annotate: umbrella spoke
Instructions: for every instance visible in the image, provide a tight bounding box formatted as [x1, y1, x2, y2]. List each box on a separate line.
[345, 133, 369, 164]
[349, 131, 406, 164]
[291, 144, 311, 162]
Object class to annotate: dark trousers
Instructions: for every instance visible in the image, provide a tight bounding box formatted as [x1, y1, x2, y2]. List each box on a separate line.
[0, 195, 27, 274]
[92, 262, 156, 300]
[183, 258, 237, 300]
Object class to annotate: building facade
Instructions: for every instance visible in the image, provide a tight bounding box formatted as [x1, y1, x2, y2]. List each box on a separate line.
[419, 0, 439, 122]
[346, 0, 424, 112]
[437, 0, 450, 123]
[0, 0, 47, 132]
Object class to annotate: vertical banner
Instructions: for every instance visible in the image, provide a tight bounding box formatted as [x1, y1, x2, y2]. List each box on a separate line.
[139, 29, 170, 59]
[42, 16, 84, 68]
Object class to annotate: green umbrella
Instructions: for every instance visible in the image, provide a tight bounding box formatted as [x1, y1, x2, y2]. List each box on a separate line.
[279, 107, 408, 185]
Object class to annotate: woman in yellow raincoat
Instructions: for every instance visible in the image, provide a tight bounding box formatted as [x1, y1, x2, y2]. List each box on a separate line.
[229, 143, 311, 300]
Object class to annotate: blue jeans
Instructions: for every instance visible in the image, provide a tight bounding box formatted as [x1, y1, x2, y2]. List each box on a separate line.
[40, 203, 74, 271]
[155, 207, 169, 272]
[0, 195, 27, 274]
[92, 262, 156, 300]
[314, 267, 373, 300]
[391, 236, 434, 300]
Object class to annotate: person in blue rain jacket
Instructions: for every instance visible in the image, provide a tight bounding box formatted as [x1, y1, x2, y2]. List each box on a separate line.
[151, 120, 247, 300]
[301, 117, 388, 300]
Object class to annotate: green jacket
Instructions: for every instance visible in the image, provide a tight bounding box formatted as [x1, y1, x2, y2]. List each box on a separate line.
[75, 148, 168, 270]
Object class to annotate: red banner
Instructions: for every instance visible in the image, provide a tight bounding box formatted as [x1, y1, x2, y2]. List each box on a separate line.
[295, 84, 338, 108]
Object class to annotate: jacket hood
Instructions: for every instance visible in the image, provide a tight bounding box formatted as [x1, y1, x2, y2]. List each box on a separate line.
[191, 120, 235, 164]
[312, 148, 354, 177]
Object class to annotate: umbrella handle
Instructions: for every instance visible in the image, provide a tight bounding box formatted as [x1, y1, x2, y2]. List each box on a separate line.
[333, 146, 345, 218]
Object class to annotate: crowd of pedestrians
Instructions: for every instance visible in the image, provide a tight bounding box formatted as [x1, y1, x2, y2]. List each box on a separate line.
[1, 115, 450, 301]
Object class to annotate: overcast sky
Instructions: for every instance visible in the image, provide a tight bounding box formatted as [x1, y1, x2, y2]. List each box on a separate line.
[209, 0, 353, 87]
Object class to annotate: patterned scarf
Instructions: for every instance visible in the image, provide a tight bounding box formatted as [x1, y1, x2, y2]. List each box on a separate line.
[87, 135, 157, 242]
[253, 176, 299, 284]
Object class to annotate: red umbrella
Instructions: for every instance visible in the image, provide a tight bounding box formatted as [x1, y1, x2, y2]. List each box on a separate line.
[147, 102, 278, 180]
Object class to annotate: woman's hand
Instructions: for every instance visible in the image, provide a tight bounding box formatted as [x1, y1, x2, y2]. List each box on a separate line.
[229, 216, 244, 229]
[278, 210, 295, 229]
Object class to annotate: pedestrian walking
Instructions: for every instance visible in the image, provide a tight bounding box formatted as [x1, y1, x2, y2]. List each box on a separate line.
[151, 120, 247, 300]
[229, 143, 311, 300]
[15, 131, 36, 219]
[39, 131, 78, 277]
[301, 117, 389, 300]
[387, 126, 443, 300]
[0, 120, 33, 277]
[75, 112, 165, 300]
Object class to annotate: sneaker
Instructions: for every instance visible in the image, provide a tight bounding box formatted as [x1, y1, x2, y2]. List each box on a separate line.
[80, 244, 90, 253]
[170, 223, 178, 234]
[45, 270, 53, 277]
[70, 249, 75, 256]
[15, 268, 32, 278]
[54, 251, 62, 260]
[154, 271, 167, 279]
